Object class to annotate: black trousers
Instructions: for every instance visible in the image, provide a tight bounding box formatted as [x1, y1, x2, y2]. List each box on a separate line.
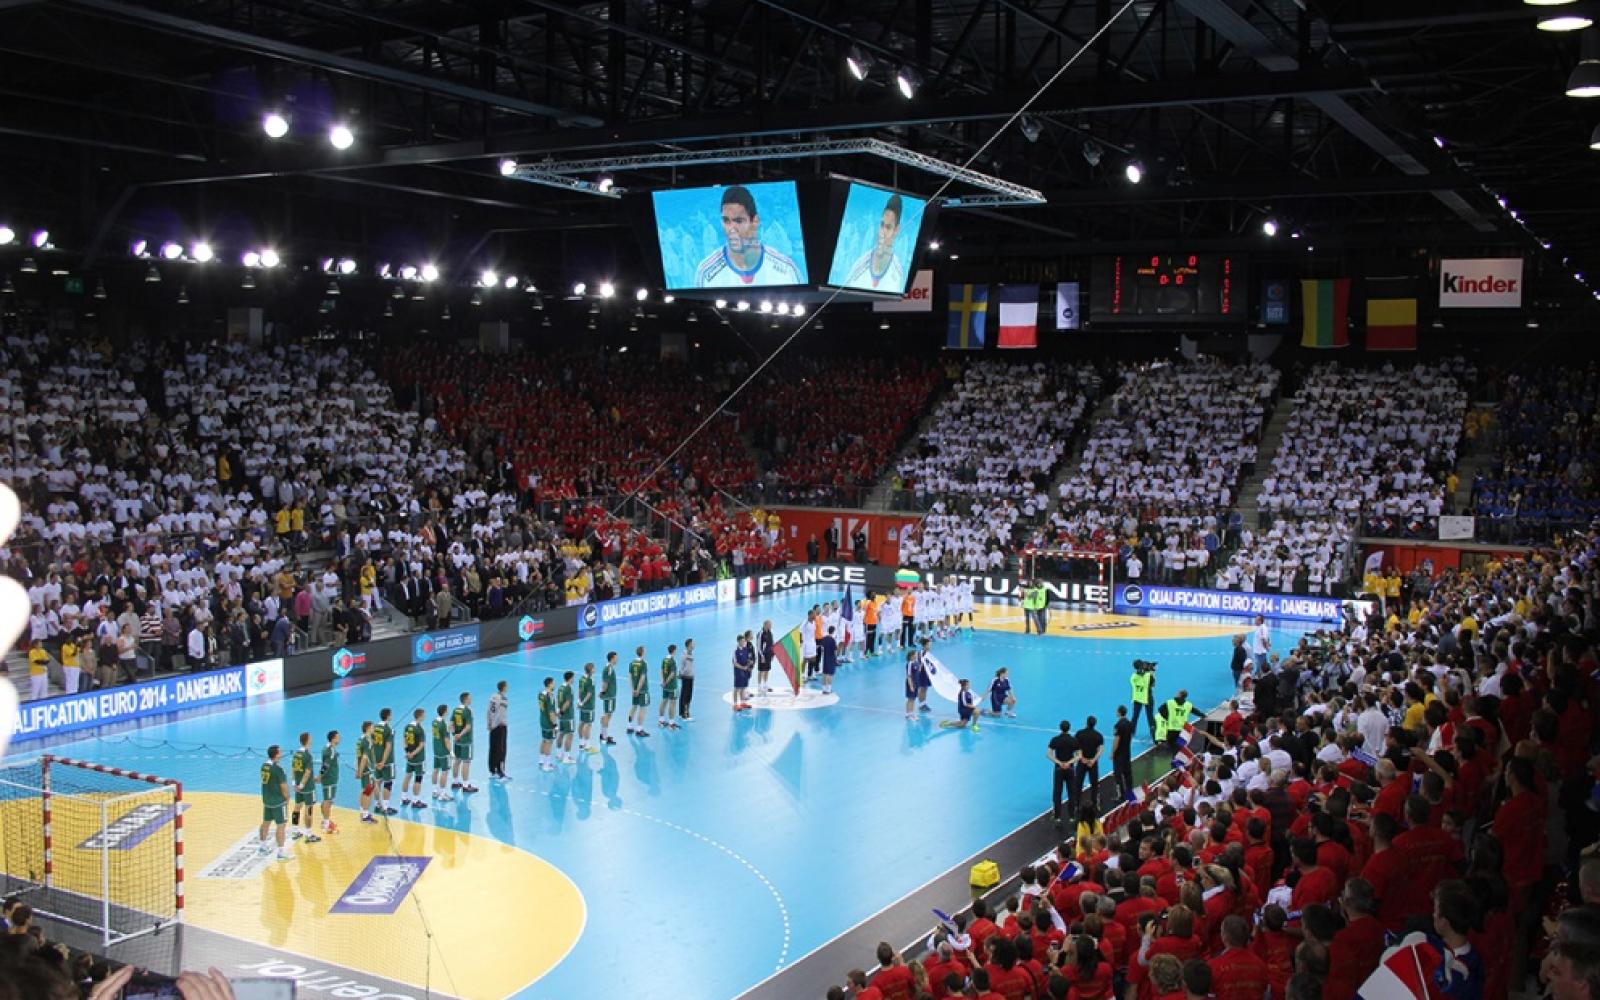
[1114, 755, 1134, 800]
[679, 676, 694, 716]
[488, 725, 507, 776]
[1132, 700, 1158, 739]
[865, 625, 877, 654]
[900, 618, 915, 648]
[1051, 766, 1082, 820]
[1078, 761, 1101, 804]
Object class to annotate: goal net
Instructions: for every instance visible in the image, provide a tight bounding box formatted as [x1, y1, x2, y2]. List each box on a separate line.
[0, 755, 183, 945]
[1021, 547, 1117, 610]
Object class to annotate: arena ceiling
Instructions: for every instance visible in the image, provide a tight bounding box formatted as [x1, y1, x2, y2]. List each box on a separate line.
[0, 0, 1594, 297]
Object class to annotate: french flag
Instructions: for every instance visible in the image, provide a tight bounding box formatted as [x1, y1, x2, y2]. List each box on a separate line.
[1174, 723, 1199, 766]
[1103, 784, 1151, 830]
[997, 284, 1040, 349]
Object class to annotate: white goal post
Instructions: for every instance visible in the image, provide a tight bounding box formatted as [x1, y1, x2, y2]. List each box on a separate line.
[0, 755, 184, 946]
[1020, 547, 1117, 610]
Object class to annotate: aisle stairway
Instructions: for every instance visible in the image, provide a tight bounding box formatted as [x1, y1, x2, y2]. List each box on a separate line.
[1234, 394, 1298, 513]
[1449, 403, 1499, 514]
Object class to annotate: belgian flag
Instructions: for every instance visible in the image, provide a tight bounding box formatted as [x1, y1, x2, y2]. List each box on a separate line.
[1366, 277, 1419, 351]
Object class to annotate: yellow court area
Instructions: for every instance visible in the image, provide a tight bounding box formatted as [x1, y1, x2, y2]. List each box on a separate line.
[178, 793, 585, 999]
[971, 603, 1249, 641]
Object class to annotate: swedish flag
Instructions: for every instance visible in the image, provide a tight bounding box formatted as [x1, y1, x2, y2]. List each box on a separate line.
[946, 284, 988, 349]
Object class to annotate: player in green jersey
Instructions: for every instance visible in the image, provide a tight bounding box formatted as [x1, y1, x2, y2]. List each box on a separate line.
[658, 645, 681, 730]
[625, 645, 652, 738]
[577, 662, 598, 754]
[258, 745, 292, 862]
[538, 677, 558, 772]
[290, 732, 322, 842]
[402, 709, 428, 809]
[354, 721, 377, 824]
[556, 671, 577, 765]
[451, 692, 479, 793]
[318, 730, 341, 835]
[431, 704, 454, 802]
[598, 652, 619, 746]
[373, 708, 397, 815]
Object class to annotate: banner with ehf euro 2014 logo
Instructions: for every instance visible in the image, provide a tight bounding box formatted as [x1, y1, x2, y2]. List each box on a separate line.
[578, 582, 722, 631]
[1115, 584, 1352, 623]
[412, 625, 480, 664]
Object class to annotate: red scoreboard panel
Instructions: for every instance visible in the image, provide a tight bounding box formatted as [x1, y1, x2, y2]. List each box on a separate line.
[1089, 254, 1247, 324]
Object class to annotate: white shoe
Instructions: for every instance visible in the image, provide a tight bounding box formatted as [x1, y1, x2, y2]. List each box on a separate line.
[276, 851, 292, 862]
[540, 763, 555, 772]
[562, 755, 576, 765]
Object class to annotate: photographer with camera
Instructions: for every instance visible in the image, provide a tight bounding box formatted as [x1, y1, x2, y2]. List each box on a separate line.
[1129, 660, 1158, 740]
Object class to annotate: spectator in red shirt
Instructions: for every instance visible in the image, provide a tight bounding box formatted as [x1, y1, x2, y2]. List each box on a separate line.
[865, 942, 915, 1000]
[1326, 877, 1388, 1000]
[1060, 933, 1113, 1000]
[1147, 954, 1186, 1000]
[1211, 915, 1271, 1000]
[1181, 959, 1212, 1000]
[1311, 812, 1352, 889]
[1251, 905, 1295, 1000]
[980, 936, 1033, 1000]
[1391, 794, 1465, 917]
[923, 940, 968, 1000]
[1289, 838, 1339, 912]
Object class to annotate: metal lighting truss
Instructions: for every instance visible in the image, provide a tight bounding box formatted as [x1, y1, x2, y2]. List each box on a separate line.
[506, 138, 1046, 208]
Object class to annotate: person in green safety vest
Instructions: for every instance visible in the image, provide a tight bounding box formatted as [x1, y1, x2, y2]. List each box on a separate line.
[1129, 659, 1158, 739]
[1030, 583, 1049, 634]
[1018, 582, 1042, 635]
[1163, 688, 1197, 753]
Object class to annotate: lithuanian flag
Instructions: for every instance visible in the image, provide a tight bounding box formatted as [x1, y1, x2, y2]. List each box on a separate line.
[771, 627, 805, 695]
[1366, 277, 1419, 351]
[1300, 278, 1350, 349]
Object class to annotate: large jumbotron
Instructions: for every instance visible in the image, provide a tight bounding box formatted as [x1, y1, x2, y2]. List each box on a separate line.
[1, 1, 1596, 998]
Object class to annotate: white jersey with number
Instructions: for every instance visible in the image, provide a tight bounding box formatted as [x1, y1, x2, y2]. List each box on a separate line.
[694, 246, 803, 288]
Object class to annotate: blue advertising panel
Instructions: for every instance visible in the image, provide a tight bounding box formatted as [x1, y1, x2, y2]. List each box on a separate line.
[652, 182, 809, 290]
[8, 667, 248, 742]
[1114, 584, 1348, 623]
[826, 183, 928, 295]
[579, 582, 722, 631]
[411, 624, 481, 664]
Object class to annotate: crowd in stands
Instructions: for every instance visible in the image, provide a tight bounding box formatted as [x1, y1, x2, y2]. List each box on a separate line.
[896, 362, 1101, 573]
[837, 526, 1600, 1000]
[748, 357, 942, 505]
[1473, 364, 1600, 542]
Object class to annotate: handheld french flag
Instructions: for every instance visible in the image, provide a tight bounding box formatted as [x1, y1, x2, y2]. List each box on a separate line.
[1054, 861, 1083, 885]
[841, 585, 855, 646]
[933, 908, 959, 935]
[1174, 723, 1199, 766]
[1103, 783, 1150, 830]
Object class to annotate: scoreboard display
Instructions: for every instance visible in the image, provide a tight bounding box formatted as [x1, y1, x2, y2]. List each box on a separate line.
[1090, 253, 1247, 324]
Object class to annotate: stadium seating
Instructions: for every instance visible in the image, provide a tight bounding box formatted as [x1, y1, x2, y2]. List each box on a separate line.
[1473, 364, 1600, 541]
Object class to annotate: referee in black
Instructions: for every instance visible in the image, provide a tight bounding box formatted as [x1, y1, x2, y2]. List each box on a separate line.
[1046, 720, 1081, 824]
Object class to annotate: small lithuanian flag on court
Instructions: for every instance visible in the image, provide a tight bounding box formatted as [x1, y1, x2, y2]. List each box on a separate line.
[1300, 278, 1350, 348]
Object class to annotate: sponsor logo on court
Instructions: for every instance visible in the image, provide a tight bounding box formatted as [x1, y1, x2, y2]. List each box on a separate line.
[517, 615, 546, 641]
[331, 647, 366, 679]
[330, 856, 431, 915]
[1069, 621, 1138, 632]
[234, 959, 436, 1000]
[78, 802, 185, 851]
[412, 626, 478, 664]
[197, 831, 285, 880]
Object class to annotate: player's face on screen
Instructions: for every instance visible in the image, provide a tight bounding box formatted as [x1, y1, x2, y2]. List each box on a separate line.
[722, 203, 760, 258]
[876, 208, 899, 252]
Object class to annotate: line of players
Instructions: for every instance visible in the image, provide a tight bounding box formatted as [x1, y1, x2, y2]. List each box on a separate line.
[255, 693, 480, 861]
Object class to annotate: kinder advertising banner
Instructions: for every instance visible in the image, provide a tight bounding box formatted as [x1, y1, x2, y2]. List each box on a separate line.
[1439, 258, 1523, 308]
[412, 625, 480, 664]
[579, 582, 722, 631]
[1115, 584, 1347, 622]
[8, 666, 247, 742]
[872, 269, 934, 312]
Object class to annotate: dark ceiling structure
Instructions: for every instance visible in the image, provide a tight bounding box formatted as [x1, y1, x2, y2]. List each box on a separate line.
[0, 0, 1595, 299]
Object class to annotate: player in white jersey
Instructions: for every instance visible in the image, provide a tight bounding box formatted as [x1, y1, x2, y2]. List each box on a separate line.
[694, 185, 804, 288]
[841, 193, 908, 291]
[958, 582, 976, 631]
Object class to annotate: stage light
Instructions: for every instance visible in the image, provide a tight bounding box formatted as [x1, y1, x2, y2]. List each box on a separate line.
[176, 285, 189, 305]
[879, 320, 890, 330]
[845, 46, 870, 81]
[384, 300, 394, 317]
[337, 258, 357, 275]
[329, 123, 354, 149]
[573, 282, 587, 296]
[504, 276, 519, 289]
[736, 300, 750, 311]
[479, 269, 498, 287]
[241, 272, 256, 290]
[0, 227, 12, 246]
[262, 112, 289, 139]
[470, 290, 483, 307]
[442, 305, 452, 320]
[241, 251, 260, 267]
[1524, 0, 1580, 5]
[597, 176, 614, 193]
[420, 263, 439, 282]
[1569, 58, 1600, 97]
[532, 295, 545, 310]
[259, 249, 280, 268]
[1124, 161, 1144, 184]
[159, 243, 183, 260]
[759, 300, 773, 313]
[598, 281, 615, 298]
[929, 240, 941, 250]
[1262, 218, 1279, 237]
[326, 280, 340, 296]
[714, 298, 728, 309]
[1538, 14, 1593, 30]
[378, 263, 392, 278]
[1591, 121, 1600, 149]
[31, 230, 48, 248]
[776, 302, 791, 315]
[19, 258, 36, 274]
[94, 280, 106, 300]
[663, 294, 675, 304]
[794, 304, 806, 316]
[895, 67, 921, 99]
[635, 288, 648, 302]
[399, 265, 417, 280]
[320, 258, 335, 273]
[1432, 135, 1447, 148]
[191, 242, 214, 263]
[498, 158, 518, 177]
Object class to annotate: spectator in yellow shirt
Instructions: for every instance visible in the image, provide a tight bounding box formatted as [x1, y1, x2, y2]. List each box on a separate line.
[274, 507, 292, 537]
[27, 639, 51, 701]
[60, 636, 81, 695]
